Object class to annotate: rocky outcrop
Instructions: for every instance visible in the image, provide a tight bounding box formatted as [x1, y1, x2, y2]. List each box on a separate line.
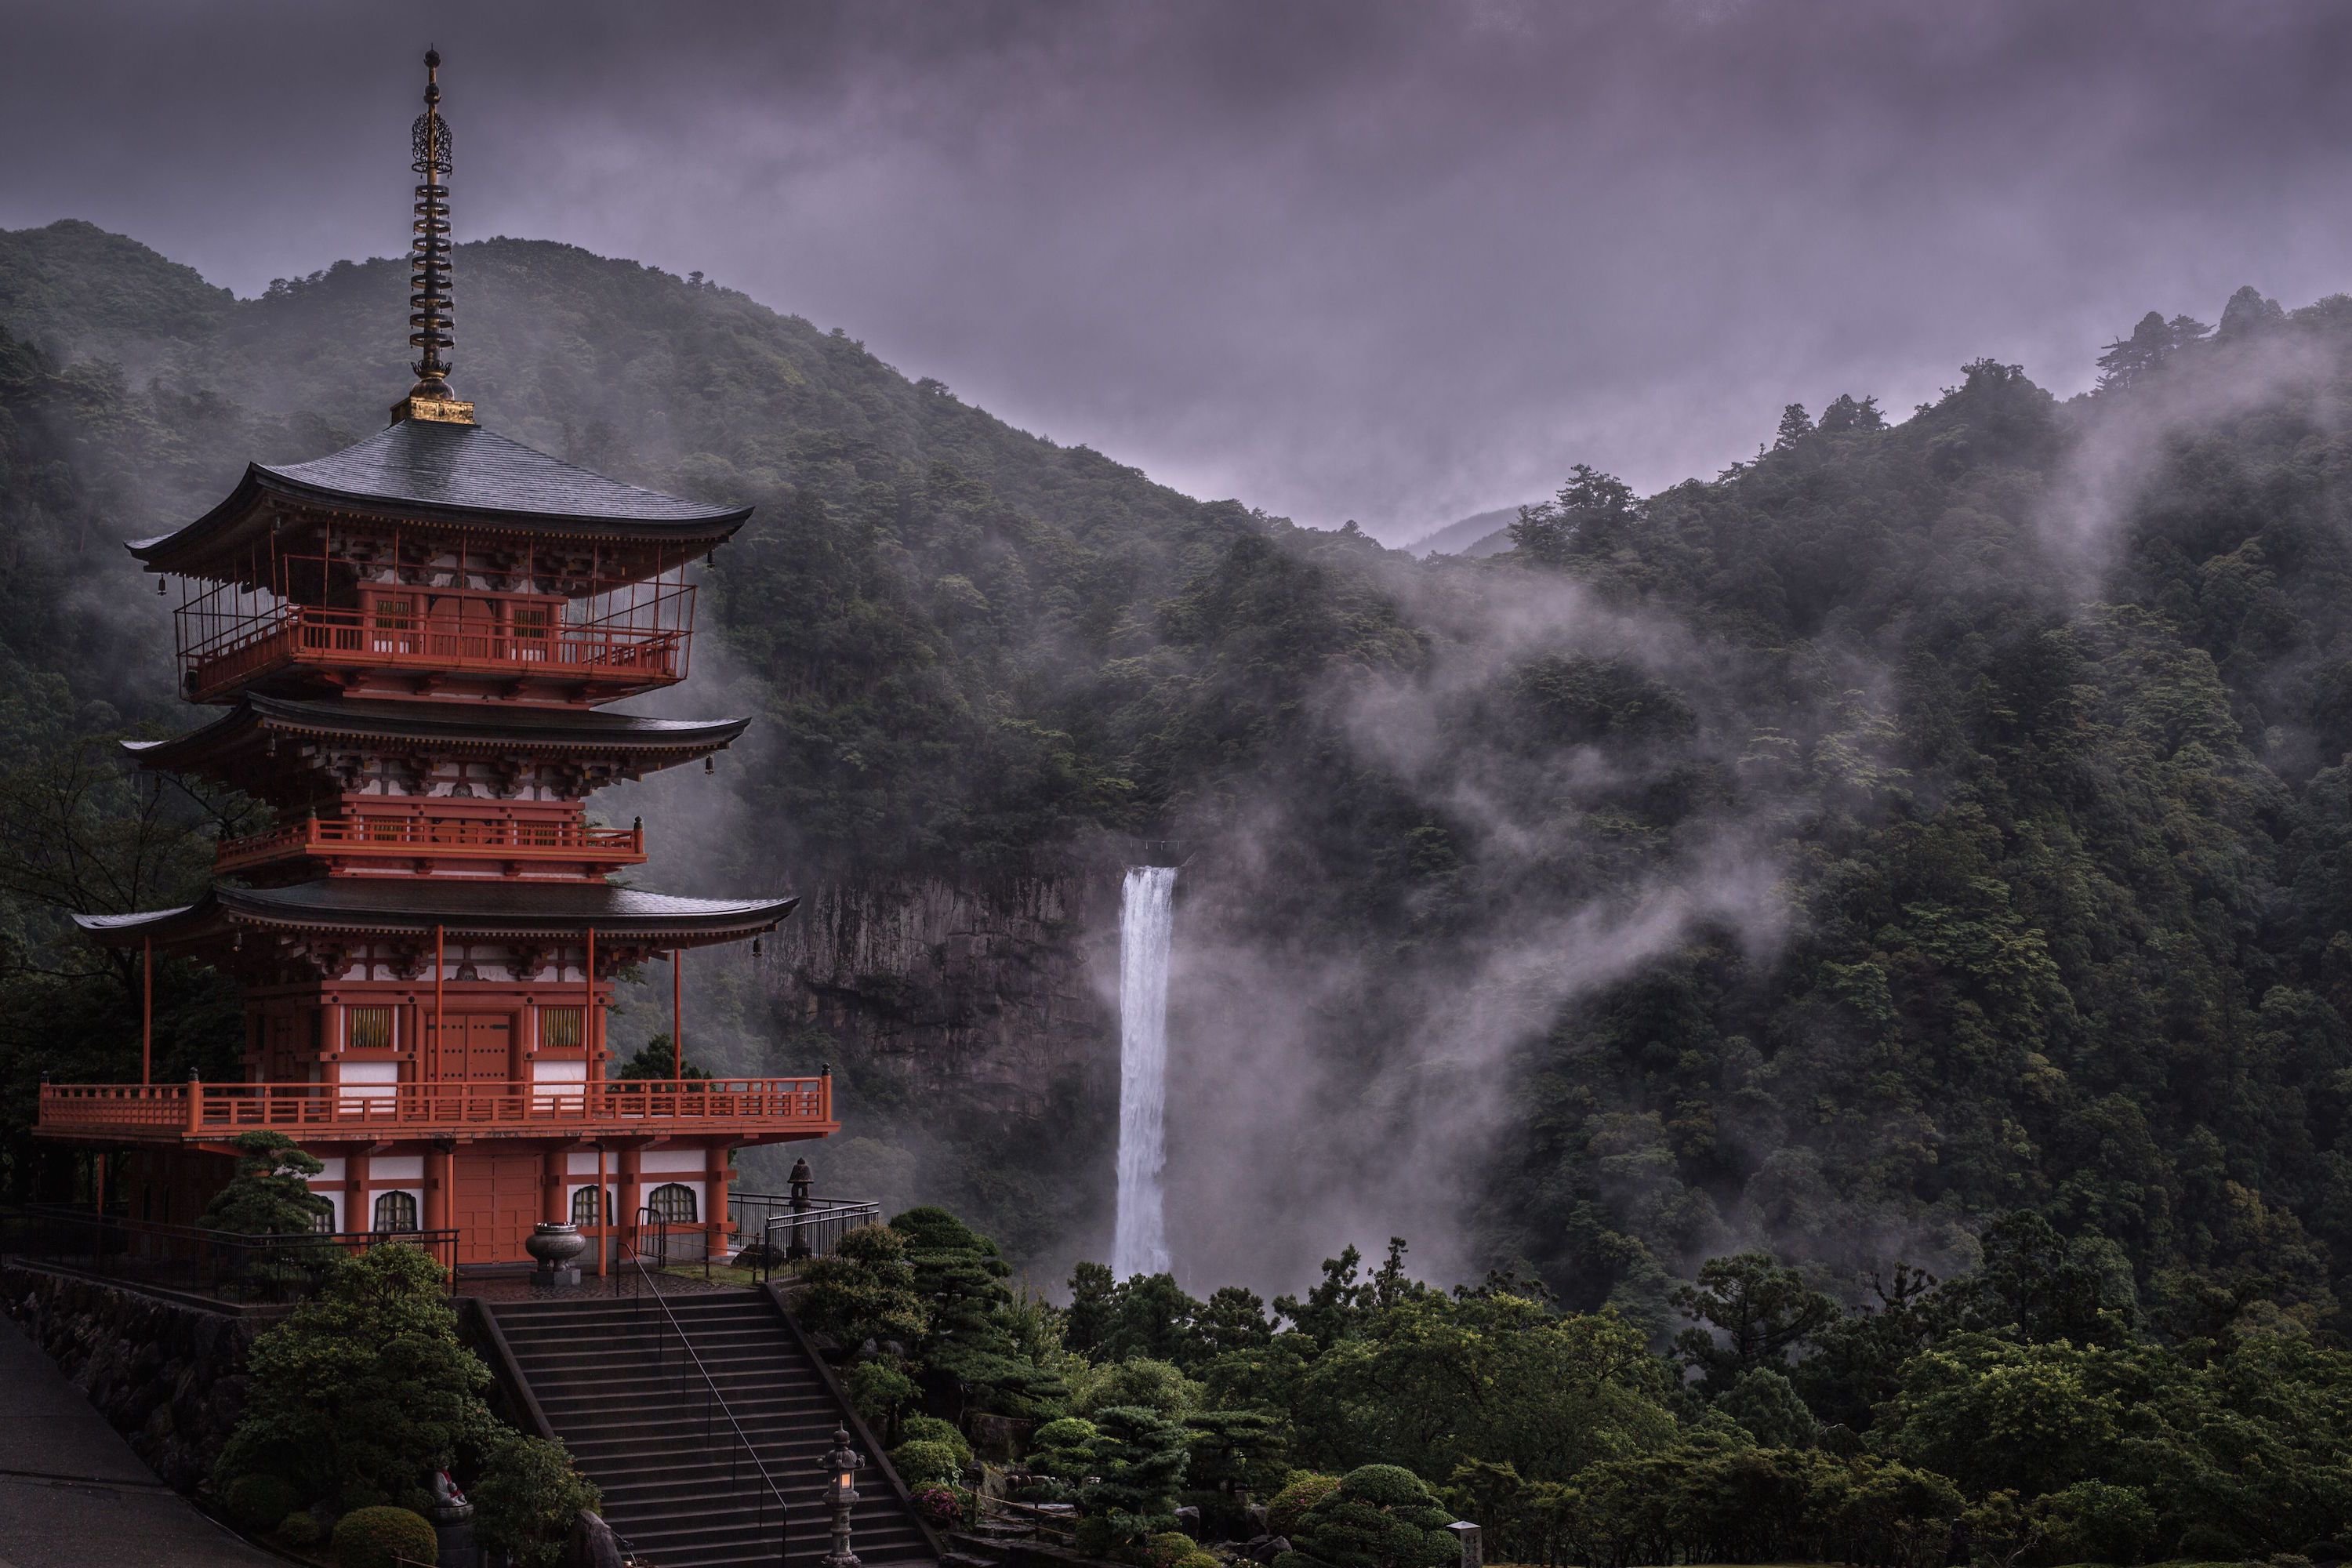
[763, 870, 1119, 1109]
[2, 1264, 263, 1493]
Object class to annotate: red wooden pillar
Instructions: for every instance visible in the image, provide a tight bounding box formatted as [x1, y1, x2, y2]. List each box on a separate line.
[706, 1142, 732, 1261]
[541, 1144, 566, 1225]
[593, 1142, 608, 1277]
[425, 1142, 453, 1236]
[347, 1149, 369, 1235]
[617, 1145, 641, 1261]
[672, 948, 684, 1079]
[432, 925, 445, 1082]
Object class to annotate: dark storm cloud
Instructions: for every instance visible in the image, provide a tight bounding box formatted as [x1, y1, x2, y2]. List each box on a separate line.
[9, 1, 2352, 539]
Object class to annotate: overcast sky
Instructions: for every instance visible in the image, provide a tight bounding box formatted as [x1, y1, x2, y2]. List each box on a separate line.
[9, 1, 2352, 541]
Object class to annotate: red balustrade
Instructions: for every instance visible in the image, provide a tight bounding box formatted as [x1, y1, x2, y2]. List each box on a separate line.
[214, 815, 644, 874]
[37, 1076, 833, 1142]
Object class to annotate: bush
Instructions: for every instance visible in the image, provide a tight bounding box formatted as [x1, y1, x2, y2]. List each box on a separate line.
[2038, 1479, 2157, 1566]
[275, 1511, 322, 1548]
[471, 1433, 601, 1568]
[892, 1439, 967, 1484]
[330, 1504, 438, 1568]
[1276, 1465, 1455, 1568]
[1030, 1417, 1099, 1481]
[846, 1360, 916, 1428]
[1073, 1358, 1202, 1419]
[899, 1414, 974, 1469]
[1135, 1530, 1201, 1568]
[911, 1484, 964, 1526]
[1269, 1474, 1341, 1538]
[225, 1472, 299, 1532]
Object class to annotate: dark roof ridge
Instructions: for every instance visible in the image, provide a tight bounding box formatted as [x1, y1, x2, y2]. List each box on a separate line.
[129, 419, 753, 571]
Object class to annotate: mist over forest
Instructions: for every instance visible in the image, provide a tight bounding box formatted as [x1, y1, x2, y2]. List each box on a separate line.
[5, 219, 2352, 1346]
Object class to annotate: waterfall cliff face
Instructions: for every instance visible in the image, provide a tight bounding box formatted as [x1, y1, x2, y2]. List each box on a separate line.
[1113, 865, 1178, 1279]
[759, 873, 1114, 1104]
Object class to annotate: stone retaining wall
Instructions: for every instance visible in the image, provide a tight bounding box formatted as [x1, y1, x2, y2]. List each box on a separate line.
[2, 1263, 266, 1494]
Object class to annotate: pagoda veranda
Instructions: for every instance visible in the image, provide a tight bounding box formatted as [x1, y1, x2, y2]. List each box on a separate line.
[31, 51, 833, 1272]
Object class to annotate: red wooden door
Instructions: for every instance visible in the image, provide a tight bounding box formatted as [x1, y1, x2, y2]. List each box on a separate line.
[427, 1014, 514, 1082]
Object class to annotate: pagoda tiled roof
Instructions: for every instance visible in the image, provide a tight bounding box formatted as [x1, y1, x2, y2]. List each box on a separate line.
[126, 695, 750, 771]
[77, 880, 797, 946]
[128, 419, 752, 570]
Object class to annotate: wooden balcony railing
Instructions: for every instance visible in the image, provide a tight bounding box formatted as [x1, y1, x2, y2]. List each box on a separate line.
[180, 604, 688, 702]
[214, 816, 645, 875]
[36, 1076, 834, 1142]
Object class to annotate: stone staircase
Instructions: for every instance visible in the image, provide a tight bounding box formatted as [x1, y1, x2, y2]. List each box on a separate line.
[488, 1290, 938, 1568]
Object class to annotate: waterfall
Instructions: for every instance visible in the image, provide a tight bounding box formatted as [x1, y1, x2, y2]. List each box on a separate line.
[1112, 864, 1178, 1279]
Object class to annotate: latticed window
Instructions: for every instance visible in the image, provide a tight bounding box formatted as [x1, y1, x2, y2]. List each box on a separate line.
[571, 1186, 604, 1226]
[539, 1007, 584, 1050]
[372, 1190, 419, 1233]
[347, 1006, 394, 1050]
[647, 1182, 697, 1224]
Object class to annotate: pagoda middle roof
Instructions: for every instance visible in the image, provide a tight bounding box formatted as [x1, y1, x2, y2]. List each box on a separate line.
[77, 880, 798, 948]
[129, 419, 753, 572]
[126, 694, 750, 771]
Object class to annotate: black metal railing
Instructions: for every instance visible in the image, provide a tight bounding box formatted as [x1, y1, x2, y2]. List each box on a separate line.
[615, 1206, 789, 1565]
[726, 1191, 880, 1282]
[1, 1205, 458, 1306]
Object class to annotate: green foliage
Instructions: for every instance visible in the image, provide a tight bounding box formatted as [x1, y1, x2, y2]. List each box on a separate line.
[798, 1222, 928, 1350]
[890, 1439, 966, 1484]
[1029, 1416, 1099, 1482]
[223, 1470, 298, 1530]
[470, 1432, 601, 1568]
[1267, 1473, 1341, 1538]
[1274, 1464, 1457, 1568]
[274, 1511, 321, 1548]
[892, 1206, 1066, 1417]
[1072, 1357, 1202, 1420]
[844, 1359, 917, 1430]
[1073, 1404, 1192, 1549]
[1671, 1253, 1839, 1396]
[1290, 1288, 1678, 1483]
[201, 1131, 334, 1236]
[612, 1033, 713, 1081]
[1717, 1367, 1816, 1448]
[328, 1505, 437, 1568]
[1184, 1408, 1290, 1500]
[216, 1243, 495, 1510]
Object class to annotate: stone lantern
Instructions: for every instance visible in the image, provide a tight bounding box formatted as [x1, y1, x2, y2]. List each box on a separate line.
[821, 1426, 862, 1568]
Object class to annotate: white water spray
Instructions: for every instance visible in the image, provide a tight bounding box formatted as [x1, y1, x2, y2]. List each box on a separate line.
[1113, 864, 1178, 1279]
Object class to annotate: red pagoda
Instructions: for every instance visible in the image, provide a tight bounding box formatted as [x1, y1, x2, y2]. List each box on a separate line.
[34, 53, 833, 1270]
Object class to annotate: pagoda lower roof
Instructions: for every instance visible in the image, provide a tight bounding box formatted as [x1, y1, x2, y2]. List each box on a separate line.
[128, 418, 752, 574]
[126, 695, 750, 772]
[76, 880, 797, 948]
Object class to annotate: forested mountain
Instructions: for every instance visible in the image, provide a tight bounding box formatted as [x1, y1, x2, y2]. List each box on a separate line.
[5, 220, 2352, 1345]
[1405, 504, 1519, 557]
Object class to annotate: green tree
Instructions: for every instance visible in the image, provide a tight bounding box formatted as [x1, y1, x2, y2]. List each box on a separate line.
[216, 1243, 497, 1508]
[1671, 1253, 1838, 1396]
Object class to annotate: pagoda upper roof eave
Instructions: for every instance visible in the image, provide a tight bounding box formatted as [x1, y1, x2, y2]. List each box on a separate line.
[75, 881, 799, 949]
[124, 695, 752, 775]
[127, 422, 753, 577]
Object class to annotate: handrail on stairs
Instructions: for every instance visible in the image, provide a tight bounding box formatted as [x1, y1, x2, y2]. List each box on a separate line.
[615, 1206, 791, 1566]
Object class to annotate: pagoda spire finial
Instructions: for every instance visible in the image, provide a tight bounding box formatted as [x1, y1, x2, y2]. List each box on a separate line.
[393, 47, 475, 426]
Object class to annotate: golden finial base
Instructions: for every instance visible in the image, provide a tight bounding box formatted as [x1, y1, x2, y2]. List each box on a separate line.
[391, 393, 477, 425]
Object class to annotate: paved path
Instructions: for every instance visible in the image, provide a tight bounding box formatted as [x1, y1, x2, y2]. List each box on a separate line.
[0, 1323, 279, 1568]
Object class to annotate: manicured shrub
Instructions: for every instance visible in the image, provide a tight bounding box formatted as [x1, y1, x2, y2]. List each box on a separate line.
[225, 1471, 299, 1532]
[1268, 1474, 1341, 1538]
[1029, 1416, 1099, 1481]
[898, 1414, 973, 1468]
[1274, 1465, 1456, 1568]
[845, 1359, 916, 1428]
[471, 1432, 601, 1568]
[891, 1439, 966, 1484]
[275, 1512, 322, 1548]
[330, 1504, 438, 1568]
[911, 1484, 965, 1526]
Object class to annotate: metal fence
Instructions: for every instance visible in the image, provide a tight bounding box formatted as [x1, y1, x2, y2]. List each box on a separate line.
[0, 1205, 458, 1305]
[726, 1191, 880, 1277]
